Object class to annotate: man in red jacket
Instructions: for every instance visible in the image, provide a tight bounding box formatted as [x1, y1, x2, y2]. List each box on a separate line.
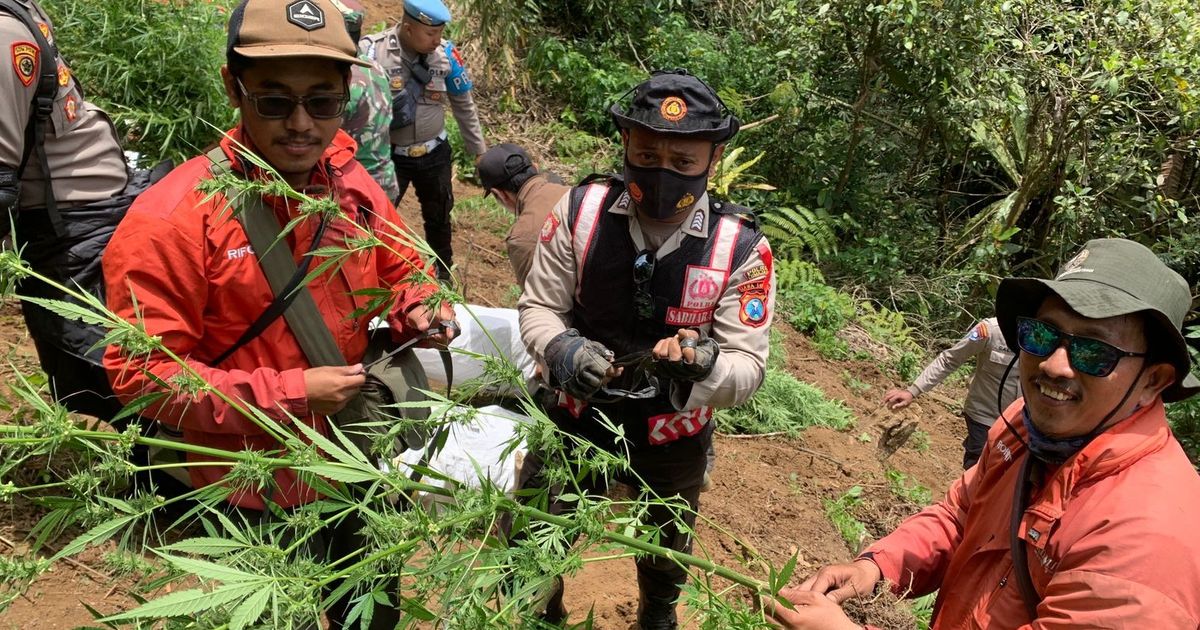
[102, 0, 453, 626]
[771, 238, 1200, 629]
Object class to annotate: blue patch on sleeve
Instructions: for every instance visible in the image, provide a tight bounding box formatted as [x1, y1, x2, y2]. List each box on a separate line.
[443, 41, 473, 95]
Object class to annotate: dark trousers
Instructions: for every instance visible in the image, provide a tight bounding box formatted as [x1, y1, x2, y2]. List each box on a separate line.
[514, 414, 712, 618]
[392, 141, 454, 276]
[963, 415, 992, 469]
[225, 504, 402, 629]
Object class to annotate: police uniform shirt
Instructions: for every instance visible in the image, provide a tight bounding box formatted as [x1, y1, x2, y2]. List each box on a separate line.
[519, 191, 775, 411]
[359, 27, 486, 155]
[0, 0, 126, 208]
[908, 317, 1021, 426]
[505, 173, 570, 287]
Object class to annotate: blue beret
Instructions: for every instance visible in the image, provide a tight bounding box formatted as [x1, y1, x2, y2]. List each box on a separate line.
[403, 0, 451, 26]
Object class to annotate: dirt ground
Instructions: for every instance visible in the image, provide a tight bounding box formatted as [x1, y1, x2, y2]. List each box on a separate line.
[0, 174, 968, 629]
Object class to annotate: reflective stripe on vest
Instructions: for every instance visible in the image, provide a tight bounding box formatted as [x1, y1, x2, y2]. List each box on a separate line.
[571, 182, 610, 301]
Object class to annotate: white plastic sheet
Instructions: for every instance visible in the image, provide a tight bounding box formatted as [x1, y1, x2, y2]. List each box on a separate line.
[412, 304, 538, 396]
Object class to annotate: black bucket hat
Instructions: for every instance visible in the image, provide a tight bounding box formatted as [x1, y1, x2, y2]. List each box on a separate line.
[609, 69, 739, 143]
[996, 238, 1199, 402]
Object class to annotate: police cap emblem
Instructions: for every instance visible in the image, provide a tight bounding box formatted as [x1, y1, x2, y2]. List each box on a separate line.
[286, 0, 326, 31]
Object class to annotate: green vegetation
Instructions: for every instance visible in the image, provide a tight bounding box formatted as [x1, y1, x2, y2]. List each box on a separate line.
[717, 369, 855, 436]
[886, 469, 933, 506]
[43, 0, 236, 165]
[823, 486, 869, 553]
[912, 592, 937, 629]
[463, 0, 1200, 341]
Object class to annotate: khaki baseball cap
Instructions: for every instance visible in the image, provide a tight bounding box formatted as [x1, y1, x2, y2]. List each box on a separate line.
[227, 0, 369, 67]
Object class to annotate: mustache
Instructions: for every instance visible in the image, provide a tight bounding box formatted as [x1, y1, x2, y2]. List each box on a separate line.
[275, 134, 321, 145]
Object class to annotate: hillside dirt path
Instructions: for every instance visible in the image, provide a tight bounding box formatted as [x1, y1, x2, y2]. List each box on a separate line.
[0, 177, 968, 629]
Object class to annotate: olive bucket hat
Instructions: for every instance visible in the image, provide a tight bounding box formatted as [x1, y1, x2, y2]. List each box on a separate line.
[996, 238, 1199, 402]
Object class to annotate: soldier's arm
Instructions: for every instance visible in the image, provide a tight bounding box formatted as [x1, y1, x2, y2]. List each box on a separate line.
[907, 321, 990, 397]
[517, 195, 574, 362]
[673, 237, 774, 410]
[441, 41, 486, 156]
[0, 18, 40, 212]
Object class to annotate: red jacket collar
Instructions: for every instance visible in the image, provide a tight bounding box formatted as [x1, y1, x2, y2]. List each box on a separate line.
[1003, 399, 1170, 528]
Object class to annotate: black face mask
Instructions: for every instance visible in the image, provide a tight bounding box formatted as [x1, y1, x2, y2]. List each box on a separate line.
[623, 159, 709, 220]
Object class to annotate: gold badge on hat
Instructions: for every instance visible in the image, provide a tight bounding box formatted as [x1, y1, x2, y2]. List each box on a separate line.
[660, 96, 687, 122]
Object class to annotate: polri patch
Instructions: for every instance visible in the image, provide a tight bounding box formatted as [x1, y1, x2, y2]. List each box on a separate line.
[11, 42, 37, 88]
[57, 63, 70, 87]
[286, 0, 325, 31]
[739, 293, 768, 327]
[660, 96, 687, 122]
[64, 93, 78, 122]
[539, 211, 560, 242]
[37, 22, 51, 40]
[680, 265, 725, 310]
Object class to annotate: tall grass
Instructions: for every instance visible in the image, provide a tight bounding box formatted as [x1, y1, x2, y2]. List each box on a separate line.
[717, 368, 855, 436]
[43, 0, 237, 165]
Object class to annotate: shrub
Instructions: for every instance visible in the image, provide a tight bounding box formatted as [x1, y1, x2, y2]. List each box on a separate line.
[716, 369, 855, 436]
[44, 0, 237, 165]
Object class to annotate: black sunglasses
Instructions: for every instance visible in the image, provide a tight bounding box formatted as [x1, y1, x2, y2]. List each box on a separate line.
[1015, 317, 1146, 377]
[237, 79, 349, 120]
[633, 249, 656, 321]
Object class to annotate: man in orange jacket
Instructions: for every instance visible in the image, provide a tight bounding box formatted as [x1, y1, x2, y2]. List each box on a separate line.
[771, 238, 1200, 629]
[102, 1, 454, 626]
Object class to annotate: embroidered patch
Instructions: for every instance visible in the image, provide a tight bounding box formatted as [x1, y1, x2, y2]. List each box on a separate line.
[628, 181, 644, 203]
[285, 0, 325, 31]
[744, 264, 768, 281]
[665, 306, 713, 327]
[675, 191, 696, 209]
[11, 42, 37, 88]
[660, 96, 687, 122]
[539, 212, 560, 242]
[64, 94, 78, 122]
[736, 278, 768, 295]
[967, 322, 989, 342]
[680, 265, 725, 310]
[615, 191, 631, 211]
[1057, 248, 1091, 278]
[739, 293, 768, 327]
[429, 91, 442, 101]
[57, 63, 70, 87]
[37, 22, 50, 40]
[688, 209, 704, 232]
[390, 76, 403, 90]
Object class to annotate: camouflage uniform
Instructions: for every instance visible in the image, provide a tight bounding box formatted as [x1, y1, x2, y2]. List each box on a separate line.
[343, 58, 400, 200]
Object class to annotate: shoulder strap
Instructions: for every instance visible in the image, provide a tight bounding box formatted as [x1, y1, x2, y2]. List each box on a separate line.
[1, 0, 63, 235]
[205, 147, 343, 368]
[1010, 454, 1041, 621]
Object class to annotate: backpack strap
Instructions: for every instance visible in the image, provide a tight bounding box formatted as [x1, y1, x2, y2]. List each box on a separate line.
[0, 0, 64, 235]
[204, 147, 341, 367]
[1010, 454, 1041, 620]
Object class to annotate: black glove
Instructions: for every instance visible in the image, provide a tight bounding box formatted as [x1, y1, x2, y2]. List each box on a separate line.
[543, 328, 614, 400]
[655, 329, 720, 383]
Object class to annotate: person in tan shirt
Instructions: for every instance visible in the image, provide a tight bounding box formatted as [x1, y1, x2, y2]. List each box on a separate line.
[359, 0, 487, 280]
[883, 317, 1021, 468]
[516, 70, 774, 629]
[476, 143, 569, 286]
[1, 0, 130, 419]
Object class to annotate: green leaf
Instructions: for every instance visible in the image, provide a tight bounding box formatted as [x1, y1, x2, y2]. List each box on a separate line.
[19, 296, 112, 327]
[228, 585, 272, 630]
[298, 463, 381, 484]
[102, 582, 259, 621]
[159, 537, 251, 557]
[155, 553, 262, 583]
[51, 515, 136, 562]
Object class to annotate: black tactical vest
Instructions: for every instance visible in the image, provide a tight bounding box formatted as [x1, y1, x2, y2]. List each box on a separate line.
[553, 175, 762, 448]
